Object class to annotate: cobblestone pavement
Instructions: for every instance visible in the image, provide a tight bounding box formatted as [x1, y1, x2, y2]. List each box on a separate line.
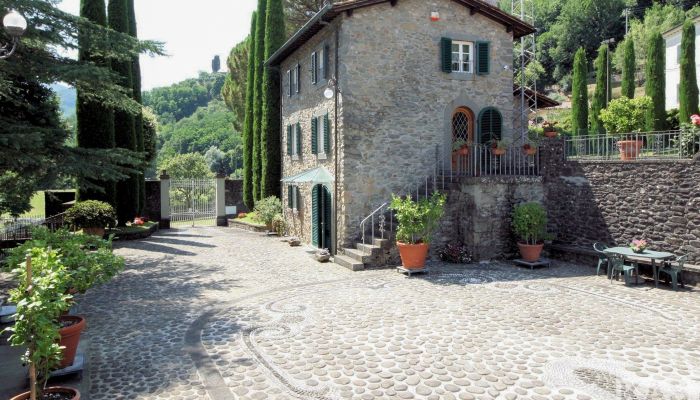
[79, 227, 700, 400]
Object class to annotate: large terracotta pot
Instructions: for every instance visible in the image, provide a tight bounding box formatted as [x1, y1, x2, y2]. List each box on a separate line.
[82, 227, 105, 237]
[397, 242, 430, 269]
[617, 140, 643, 160]
[11, 387, 80, 400]
[518, 242, 544, 262]
[524, 147, 537, 156]
[544, 130, 558, 138]
[58, 315, 86, 368]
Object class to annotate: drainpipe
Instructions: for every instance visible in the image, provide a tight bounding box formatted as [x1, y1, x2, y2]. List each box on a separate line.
[333, 25, 340, 256]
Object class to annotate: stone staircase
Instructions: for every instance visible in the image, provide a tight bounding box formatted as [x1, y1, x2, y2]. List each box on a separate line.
[333, 237, 395, 271]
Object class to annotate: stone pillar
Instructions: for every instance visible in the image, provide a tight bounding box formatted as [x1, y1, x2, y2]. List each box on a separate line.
[160, 170, 171, 229]
[215, 173, 227, 227]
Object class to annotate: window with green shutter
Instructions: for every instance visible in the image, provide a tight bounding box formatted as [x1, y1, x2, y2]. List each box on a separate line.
[311, 185, 319, 247]
[322, 45, 330, 80]
[476, 42, 490, 75]
[311, 52, 318, 85]
[478, 108, 502, 144]
[296, 122, 302, 155]
[287, 185, 294, 208]
[440, 37, 453, 73]
[311, 117, 318, 154]
[286, 70, 292, 97]
[323, 114, 330, 154]
[286, 124, 292, 155]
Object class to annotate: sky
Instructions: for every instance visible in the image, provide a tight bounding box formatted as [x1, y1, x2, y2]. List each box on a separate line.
[59, 0, 258, 90]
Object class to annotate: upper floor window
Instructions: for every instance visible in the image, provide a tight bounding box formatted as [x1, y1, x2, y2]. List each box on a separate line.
[311, 46, 330, 86]
[287, 123, 302, 159]
[311, 51, 318, 84]
[288, 64, 301, 96]
[452, 41, 473, 74]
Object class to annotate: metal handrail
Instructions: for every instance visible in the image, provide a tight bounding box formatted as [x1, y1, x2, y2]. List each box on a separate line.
[565, 130, 696, 161]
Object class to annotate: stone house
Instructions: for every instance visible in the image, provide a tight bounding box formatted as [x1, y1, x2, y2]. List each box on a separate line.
[663, 15, 700, 111]
[266, 0, 547, 266]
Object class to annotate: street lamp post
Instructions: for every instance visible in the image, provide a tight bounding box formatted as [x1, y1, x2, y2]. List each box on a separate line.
[1, 10, 27, 60]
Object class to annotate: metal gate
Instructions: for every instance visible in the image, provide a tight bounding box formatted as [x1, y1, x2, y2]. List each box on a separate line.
[169, 179, 216, 227]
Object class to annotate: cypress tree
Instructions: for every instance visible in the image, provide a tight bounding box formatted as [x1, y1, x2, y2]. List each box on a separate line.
[243, 12, 257, 209]
[109, 0, 138, 225]
[621, 39, 636, 99]
[261, 0, 286, 199]
[252, 0, 267, 202]
[591, 45, 609, 135]
[645, 31, 666, 131]
[127, 0, 145, 215]
[77, 0, 116, 205]
[571, 48, 589, 136]
[679, 20, 699, 124]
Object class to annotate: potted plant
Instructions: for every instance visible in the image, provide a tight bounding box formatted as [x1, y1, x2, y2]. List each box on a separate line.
[452, 138, 470, 155]
[542, 121, 558, 138]
[630, 239, 648, 254]
[490, 139, 508, 156]
[253, 196, 283, 233]
[600, 96, 653, 160]
[522, 143, 537, 156]
[64, 200, 116, 237]
[389, 192, 446, 269]
[512, 202, 550, 262]
[4, 248, 81, 400]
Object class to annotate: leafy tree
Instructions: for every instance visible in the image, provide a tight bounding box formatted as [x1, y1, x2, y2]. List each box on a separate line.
[284, 0, 324, 34]
[591, 44, 611, 135]
[142, 72, 225, 123]
[600, 96, 653, 134]
[261, 0, 286, 199]
[76, 0, 116, 205]
[571, 48, 589, 136]
[127, 0, 145, 215]
[221, 38, 250, 132]
[212, 55, 221, 73]
[142, 107, 158, 163]
[159, 153, 213, 180]
[679, 19, 699, 124]
[645, 31, 666, 131]
[204, 146, 227, 175]
[252, 0, 268, 202]
[242, 12, 258, 209]
[621, 39, 636, 99]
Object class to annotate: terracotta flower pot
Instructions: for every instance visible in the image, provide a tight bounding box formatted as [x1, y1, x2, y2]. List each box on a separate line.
[617, 140, 643, 160]
[58, 315, 86, 369]
[544, 130, 558, 138]
[524, 147, 537, 156]
[82, 227, 105, 237]
[491, 148, 506, 156]
[11, 387, 80, 400]
[458, 146, 469, 155]
[397, 242, 430, 269]
[518, 242, 544, 262]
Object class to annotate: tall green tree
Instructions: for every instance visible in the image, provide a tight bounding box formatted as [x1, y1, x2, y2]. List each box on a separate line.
[127, 0, 145, 215]
[591, 44, 610, 135]
[645, 31, 666, 131]
[621, 39, 636, 99]
[109, 0, 139, 225]
[221, 38, 250, 132]
[212, 55, 221, 73]
[77, 0, 116, 204]
[242, 13, 257, 209]
[261, 0, 286, 199]
[571, 48, 589, 136]
[252, 0, 268, 202]
[679, 20, 699, 124]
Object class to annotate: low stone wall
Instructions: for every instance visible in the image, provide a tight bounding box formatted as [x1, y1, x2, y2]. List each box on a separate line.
[540, 139, 700, 264]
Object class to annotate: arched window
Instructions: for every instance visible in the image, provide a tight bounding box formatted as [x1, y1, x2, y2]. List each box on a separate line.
[478, 108, 502, 144]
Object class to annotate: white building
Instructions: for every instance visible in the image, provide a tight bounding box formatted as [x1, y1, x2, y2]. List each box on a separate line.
[663, 15, 700, 111]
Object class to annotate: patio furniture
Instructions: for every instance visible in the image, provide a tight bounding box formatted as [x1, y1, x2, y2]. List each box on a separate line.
[607, 253, 639, 285]
[603, 247, 675, 288]
[659, 255, 687, 291]
[593, 242, 609, 276]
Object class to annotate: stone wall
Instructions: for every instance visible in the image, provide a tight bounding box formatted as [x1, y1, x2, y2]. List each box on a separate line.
[540, 139, 700, 263]
[225, 179, 248, 214]
[143, 180, 161, 222]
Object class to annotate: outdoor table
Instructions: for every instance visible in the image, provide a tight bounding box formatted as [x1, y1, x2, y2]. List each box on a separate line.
[603, 247, 675, 288]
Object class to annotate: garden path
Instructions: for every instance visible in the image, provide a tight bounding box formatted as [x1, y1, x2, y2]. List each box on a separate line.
[79, 227, 700, 400]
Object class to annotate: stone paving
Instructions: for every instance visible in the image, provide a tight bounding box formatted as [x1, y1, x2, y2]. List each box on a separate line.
[77, 227, 700, 400]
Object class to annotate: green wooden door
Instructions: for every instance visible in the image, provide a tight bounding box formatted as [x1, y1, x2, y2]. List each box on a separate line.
[312, 184, 332, 250]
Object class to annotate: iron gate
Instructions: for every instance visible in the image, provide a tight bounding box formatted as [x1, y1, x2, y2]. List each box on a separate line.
[169, 179, 216, 227]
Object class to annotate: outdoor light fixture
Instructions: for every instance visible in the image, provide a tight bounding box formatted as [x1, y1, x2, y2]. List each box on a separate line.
[324, 77, 339, 100]
[1, 10, 27, 60]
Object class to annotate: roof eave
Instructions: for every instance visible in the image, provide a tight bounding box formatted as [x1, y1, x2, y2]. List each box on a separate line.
[265, 3, 335, 67]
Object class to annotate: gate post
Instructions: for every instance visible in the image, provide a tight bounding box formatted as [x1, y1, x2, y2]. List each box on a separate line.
[215, 173, 228, 227]
[160, 170, 171, 229]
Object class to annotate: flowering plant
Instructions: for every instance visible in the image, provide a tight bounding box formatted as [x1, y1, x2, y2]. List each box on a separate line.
[630, 239, 648, 253]
[133, 217, 144, 226]
[691, 114, 700, 126]
[676, 115, 700, 156]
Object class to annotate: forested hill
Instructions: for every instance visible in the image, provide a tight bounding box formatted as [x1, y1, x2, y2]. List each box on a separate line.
[143, 72, 226, 124]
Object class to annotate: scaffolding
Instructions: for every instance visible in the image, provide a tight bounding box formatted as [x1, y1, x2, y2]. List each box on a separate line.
[512, 0, 537, 142]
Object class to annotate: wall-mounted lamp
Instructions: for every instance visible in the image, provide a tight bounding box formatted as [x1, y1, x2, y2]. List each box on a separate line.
[324, 77, 339, 100]
[1, 10, 27, 60]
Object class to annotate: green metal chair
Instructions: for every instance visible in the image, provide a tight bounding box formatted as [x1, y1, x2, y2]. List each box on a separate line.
[659, 255, 687, 291]
[608, 253, 638, 285]
[593, 242, 609, 276]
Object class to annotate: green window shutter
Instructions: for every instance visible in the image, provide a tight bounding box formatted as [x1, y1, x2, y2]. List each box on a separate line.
[286, 125, 292, 155]
[312, 185, 319, 247]
[296, 64, 301, 93]
[479, 108, 502, 143]
[287, 185, 293, 208]
[287, 70, 292, 96]
[323, 187, 332, 249]
[311, 117, 318, 154]
[323, 113, 330, 153]
[311, 52, 318, 84]
[476, 42, 490, 75]
[441, 37, 453, 73]
[296, 122, 302, 155]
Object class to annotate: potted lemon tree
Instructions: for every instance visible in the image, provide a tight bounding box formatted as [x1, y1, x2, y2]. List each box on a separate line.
[390, 192, 446, 269]
[512, 202, 550, 262]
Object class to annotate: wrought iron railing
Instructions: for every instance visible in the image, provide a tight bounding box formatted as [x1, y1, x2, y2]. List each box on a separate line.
[0, 212, 66, 242]
[565, 130, 698, 161]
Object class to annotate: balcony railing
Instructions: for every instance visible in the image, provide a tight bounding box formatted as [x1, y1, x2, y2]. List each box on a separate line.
[565, 130, 698, 162]
[450, 144, 541, 177]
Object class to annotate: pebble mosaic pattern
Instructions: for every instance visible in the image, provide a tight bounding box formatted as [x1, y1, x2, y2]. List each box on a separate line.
[78, 227, 700, 399]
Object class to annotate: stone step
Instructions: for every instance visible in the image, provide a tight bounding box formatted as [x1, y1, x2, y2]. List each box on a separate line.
[374, 238, 392, 249]
[356, 243, 383, 254]
[343, 247, 371, 263]
[333, 254, 365, 271]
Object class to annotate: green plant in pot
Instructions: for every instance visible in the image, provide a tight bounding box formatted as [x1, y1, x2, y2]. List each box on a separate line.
[512, 202, 551, 262]
[3, 248, 81, 400]
[64, 200, 116, 237]
[253, 196, 283, 233]
[389, 192, 446, 269]
[599, 96, 652, 160]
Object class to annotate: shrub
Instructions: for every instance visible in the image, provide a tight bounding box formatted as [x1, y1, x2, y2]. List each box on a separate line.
[512, 202, 550, 245]
[64, 200, 117, 229]
[253, 196, 282, 227]
[272, 213, 286, 236]
[600, 96, 653, 134]
[390, 192, 446, 245]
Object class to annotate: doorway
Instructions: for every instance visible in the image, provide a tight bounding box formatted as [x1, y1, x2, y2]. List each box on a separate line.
[312, 184, 332, 250]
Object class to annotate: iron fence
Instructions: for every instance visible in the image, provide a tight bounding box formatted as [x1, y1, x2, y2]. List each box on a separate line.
[565, 130, 698, 161]
[169, 179, 217, 227]
[0, 214, 45, 241]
